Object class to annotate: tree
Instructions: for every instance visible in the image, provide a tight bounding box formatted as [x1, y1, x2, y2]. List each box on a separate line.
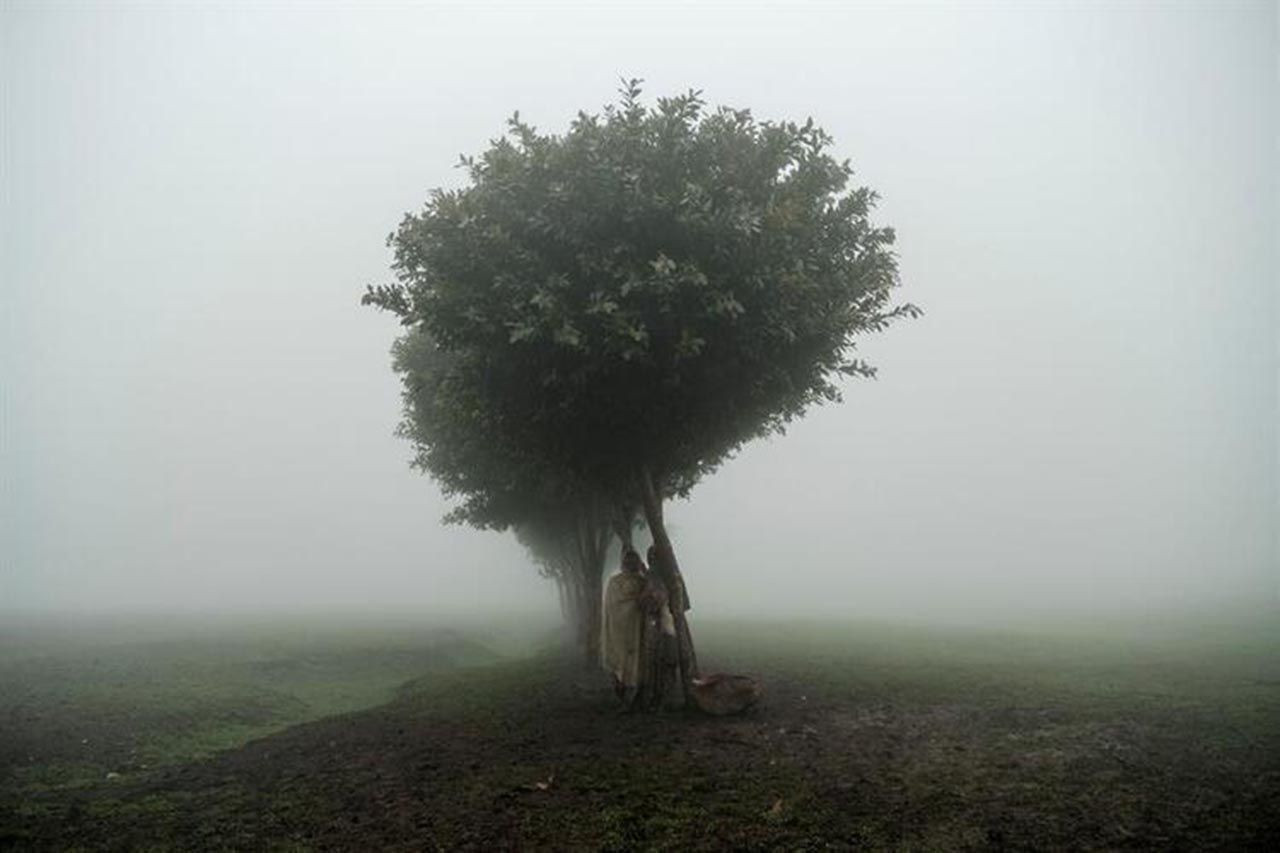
[513, 507, 612, 666]
[366, 81, 917, 699]
[391, 330, 613, 665]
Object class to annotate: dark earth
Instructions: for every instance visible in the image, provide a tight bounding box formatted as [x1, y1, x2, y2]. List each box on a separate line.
[3, 619, 1278, 850]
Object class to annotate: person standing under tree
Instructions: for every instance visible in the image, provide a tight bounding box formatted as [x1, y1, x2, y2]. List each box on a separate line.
[602, 548, 647, 708]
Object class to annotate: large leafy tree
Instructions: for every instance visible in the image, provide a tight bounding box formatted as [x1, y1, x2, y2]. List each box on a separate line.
[367, 82, 916, 696]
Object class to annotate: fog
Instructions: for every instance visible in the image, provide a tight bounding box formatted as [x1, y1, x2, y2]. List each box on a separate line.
[2, 1, 1275, 623]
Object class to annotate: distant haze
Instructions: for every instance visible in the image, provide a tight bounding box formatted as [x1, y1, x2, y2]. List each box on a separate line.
[2, 1, 1275, 621]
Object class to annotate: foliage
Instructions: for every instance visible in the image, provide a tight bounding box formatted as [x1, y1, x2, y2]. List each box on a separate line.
[366, 80, 917, 501]
[393, 329, 611, 663]
[390, 330, 576, 529]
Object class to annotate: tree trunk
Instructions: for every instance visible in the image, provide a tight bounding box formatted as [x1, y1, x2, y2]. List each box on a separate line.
[571, 504, 610, 669]
[556, 577, 573, 625]
[580, 562, 603, 668]
[637, 466, 699, 704]
[561, 575, 583, 657]
[612, 504, 636, 550]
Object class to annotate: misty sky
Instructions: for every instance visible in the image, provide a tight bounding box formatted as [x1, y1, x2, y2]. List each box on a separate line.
[2, 1, 1275, 619]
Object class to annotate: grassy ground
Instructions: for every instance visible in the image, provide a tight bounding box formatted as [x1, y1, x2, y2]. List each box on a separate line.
[1, 612, 1277, 850]
[0, 615, 507, 799]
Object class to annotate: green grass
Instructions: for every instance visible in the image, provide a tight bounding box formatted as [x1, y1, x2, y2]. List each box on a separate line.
[0, 615, 519, 796]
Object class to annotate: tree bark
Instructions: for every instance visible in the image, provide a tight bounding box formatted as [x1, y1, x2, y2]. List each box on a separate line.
[637, 466, 699, 704]
[571, 503, 610, 668]
[612, 504, 636, 550]
[556, 577, 570, 624]
[580, 561, 603, 668]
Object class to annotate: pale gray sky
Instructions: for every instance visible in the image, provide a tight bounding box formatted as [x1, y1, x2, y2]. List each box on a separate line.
[2, 1, 1275, 619]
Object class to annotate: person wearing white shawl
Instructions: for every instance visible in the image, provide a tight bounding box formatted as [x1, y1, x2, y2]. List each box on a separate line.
[602, 548, 647, 705]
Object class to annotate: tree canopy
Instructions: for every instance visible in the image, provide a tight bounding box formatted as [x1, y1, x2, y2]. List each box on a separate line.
[390, 329, 577, 530]
[365, 81, 917, 509]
